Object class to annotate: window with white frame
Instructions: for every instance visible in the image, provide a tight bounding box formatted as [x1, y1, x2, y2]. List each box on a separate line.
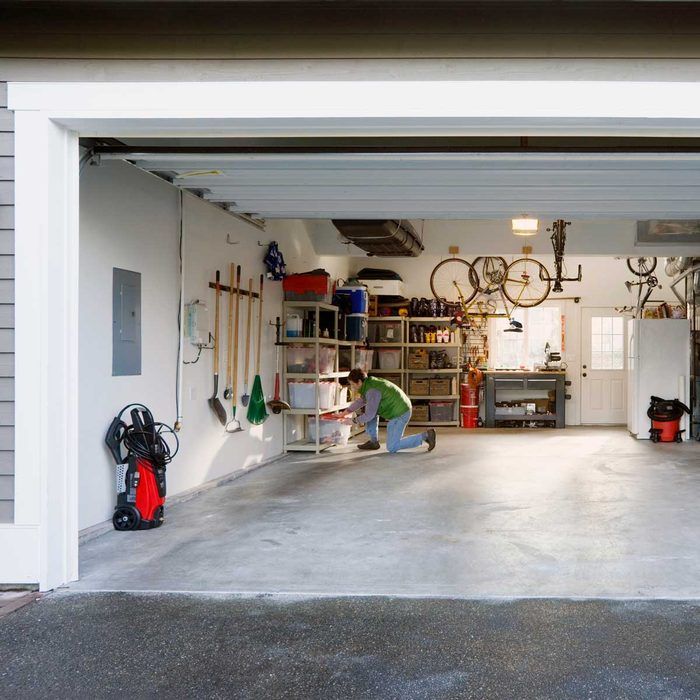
[489, 306, 563, 370]
[590, 316, 624, 370]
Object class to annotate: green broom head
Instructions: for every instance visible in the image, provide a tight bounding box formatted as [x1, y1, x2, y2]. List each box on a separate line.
[247, 374, 269, 425]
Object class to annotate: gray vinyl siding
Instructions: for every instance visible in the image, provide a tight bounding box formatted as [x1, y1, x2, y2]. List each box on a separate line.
[0, 82, 13, 523]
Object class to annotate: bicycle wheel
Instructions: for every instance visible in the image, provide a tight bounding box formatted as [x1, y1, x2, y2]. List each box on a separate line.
[472, 256, 507, 293]
[502, 258, 551, 308]
[430, 258, 479, 305]
[626, 257, 657, 277]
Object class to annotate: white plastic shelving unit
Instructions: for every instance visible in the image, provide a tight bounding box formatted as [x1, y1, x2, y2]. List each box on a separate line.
[282, 301, 365, 453]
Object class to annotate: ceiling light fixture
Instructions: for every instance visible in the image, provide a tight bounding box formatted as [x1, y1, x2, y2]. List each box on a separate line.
[511, 216, 539, 237]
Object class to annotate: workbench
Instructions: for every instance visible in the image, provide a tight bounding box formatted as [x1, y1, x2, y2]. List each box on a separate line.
[483, 370, 566, 428]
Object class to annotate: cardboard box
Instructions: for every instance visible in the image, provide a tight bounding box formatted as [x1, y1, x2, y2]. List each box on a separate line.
[410, 378, 431, 396]
[430, 378, 453, 395]
[412, 404, 430, 422]
[408, 348, 429, 369]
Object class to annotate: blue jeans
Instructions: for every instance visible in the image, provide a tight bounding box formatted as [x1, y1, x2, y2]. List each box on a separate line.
[364, 410, 426, 453]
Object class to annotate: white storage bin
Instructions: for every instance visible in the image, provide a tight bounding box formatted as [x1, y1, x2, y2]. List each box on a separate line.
[286, 346, 336, 374]
[307, 417, 352, 446]
[377, 348, 402, 370]
[358, 278, 405, 297]
[288, 380, 337, 409]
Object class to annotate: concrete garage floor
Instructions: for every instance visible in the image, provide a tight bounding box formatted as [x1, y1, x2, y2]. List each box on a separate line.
[72, 427, 700, 598]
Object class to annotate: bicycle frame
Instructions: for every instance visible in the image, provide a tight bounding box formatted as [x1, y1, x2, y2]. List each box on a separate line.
[540, 219, 582, 292]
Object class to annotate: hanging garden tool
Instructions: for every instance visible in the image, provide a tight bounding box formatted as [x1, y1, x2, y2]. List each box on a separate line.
[223, 262, 235, 401]
[267, 316, 291, 414]
[241, 277, 253, 408]
[208, 271, 228, 426]
[247, 274, 269, 425]
[226, 264, 243, 433]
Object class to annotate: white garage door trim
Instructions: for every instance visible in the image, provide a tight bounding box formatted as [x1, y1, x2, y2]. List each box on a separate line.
[7, 79, 700, 590]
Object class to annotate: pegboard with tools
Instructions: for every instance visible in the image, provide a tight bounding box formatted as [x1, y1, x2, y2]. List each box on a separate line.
[462, 326, 488, 368]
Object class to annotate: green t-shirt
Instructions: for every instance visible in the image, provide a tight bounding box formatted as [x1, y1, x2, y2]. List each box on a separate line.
[360, 376, 411, 420]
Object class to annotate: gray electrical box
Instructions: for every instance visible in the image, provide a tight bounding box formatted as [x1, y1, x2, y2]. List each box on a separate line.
[112, 268, 141, 376]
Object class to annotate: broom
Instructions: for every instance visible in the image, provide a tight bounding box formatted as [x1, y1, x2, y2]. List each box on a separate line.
[247, 274, 269, 425]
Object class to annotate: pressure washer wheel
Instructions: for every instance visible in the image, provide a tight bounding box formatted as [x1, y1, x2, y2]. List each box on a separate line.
[153, 506, 165, 528]
[113, 505, 141, 531]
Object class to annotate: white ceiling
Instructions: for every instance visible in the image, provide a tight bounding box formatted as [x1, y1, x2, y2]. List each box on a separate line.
[108, 151, 700, 220]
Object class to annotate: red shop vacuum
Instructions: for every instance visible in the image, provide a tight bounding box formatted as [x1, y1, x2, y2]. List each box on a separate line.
[647, 396, 690, 443]
[105, 404, 179, 531]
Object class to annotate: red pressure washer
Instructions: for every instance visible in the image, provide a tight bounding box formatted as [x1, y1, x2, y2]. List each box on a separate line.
[647, 396, 690, 443]
[105, 404, 179, 531]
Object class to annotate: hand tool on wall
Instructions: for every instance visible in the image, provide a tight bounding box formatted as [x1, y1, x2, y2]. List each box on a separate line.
[208, 271, 227, 425]
[223, 262, 235, 401]
[247, 274, 269, 424]
[267, 317, 291, 414]
[241, 277, 253, 407]
[226, 264, 243, 433]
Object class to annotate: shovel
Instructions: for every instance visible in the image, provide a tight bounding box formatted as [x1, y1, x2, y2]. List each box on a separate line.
[267, 316, 291, 414]
[226, 264, 243, 433]
[208, 270, 227, 425]
[241, 277, 253, 407]
[247, 274, 269, 425]
[223, 261, 235, 401]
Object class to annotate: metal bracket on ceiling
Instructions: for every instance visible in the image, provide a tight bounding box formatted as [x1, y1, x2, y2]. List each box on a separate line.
[226, 234, 239, 245]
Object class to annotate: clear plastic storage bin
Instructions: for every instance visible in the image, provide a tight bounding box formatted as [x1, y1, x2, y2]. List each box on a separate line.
[429, 401, 455, 422]
[374, 321, 403, 343]
[307, 416, 352, 445]
[287, 380, 337, 409]
[377, 348, 402, 369]
[286, 346, 336, 374]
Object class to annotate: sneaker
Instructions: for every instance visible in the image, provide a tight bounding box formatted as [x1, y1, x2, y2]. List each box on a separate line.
[358, 440, 381, 451]
[426, 429, 437, 452]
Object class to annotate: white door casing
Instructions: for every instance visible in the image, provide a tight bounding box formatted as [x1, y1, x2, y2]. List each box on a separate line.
[580, 308, 627, 425]
[8, 80, 700, 589]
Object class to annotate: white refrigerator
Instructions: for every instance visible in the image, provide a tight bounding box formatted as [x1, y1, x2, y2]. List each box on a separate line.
[627, 318, 690, 439]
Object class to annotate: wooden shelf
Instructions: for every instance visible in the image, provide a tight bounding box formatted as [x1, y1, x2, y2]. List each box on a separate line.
[407, 343, 459, 348]
[370, 369, 406, 374]
[408, 317, 453, 322]
[409, 395, 459, 400]
[368, 316, 405, 321]
[406, 368, 459, 374]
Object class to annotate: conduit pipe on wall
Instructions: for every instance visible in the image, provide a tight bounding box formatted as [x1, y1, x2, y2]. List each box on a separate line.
[175, 189, 186, 431]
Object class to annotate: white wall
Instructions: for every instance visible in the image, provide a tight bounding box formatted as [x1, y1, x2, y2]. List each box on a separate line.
[79, 160, 348, 531]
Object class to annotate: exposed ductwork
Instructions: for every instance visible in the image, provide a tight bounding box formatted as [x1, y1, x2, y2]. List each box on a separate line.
[332, 219, 424, 257]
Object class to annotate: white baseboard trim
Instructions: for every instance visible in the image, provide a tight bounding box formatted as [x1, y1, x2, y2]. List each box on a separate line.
[79, 454, 285, 544]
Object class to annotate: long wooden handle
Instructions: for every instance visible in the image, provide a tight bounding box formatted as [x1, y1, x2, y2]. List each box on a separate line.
[226, 263, 235, 385]
[232, 265, 241, 401]
[213, 270, 220, 374]
[244, 277, 253, 381]
[256, 274, 264, 374]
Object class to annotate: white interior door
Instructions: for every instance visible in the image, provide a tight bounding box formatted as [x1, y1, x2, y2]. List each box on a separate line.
[580, 308, 627, 424]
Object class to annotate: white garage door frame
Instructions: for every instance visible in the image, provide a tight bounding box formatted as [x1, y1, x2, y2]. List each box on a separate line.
[6, 79, 700, 590]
